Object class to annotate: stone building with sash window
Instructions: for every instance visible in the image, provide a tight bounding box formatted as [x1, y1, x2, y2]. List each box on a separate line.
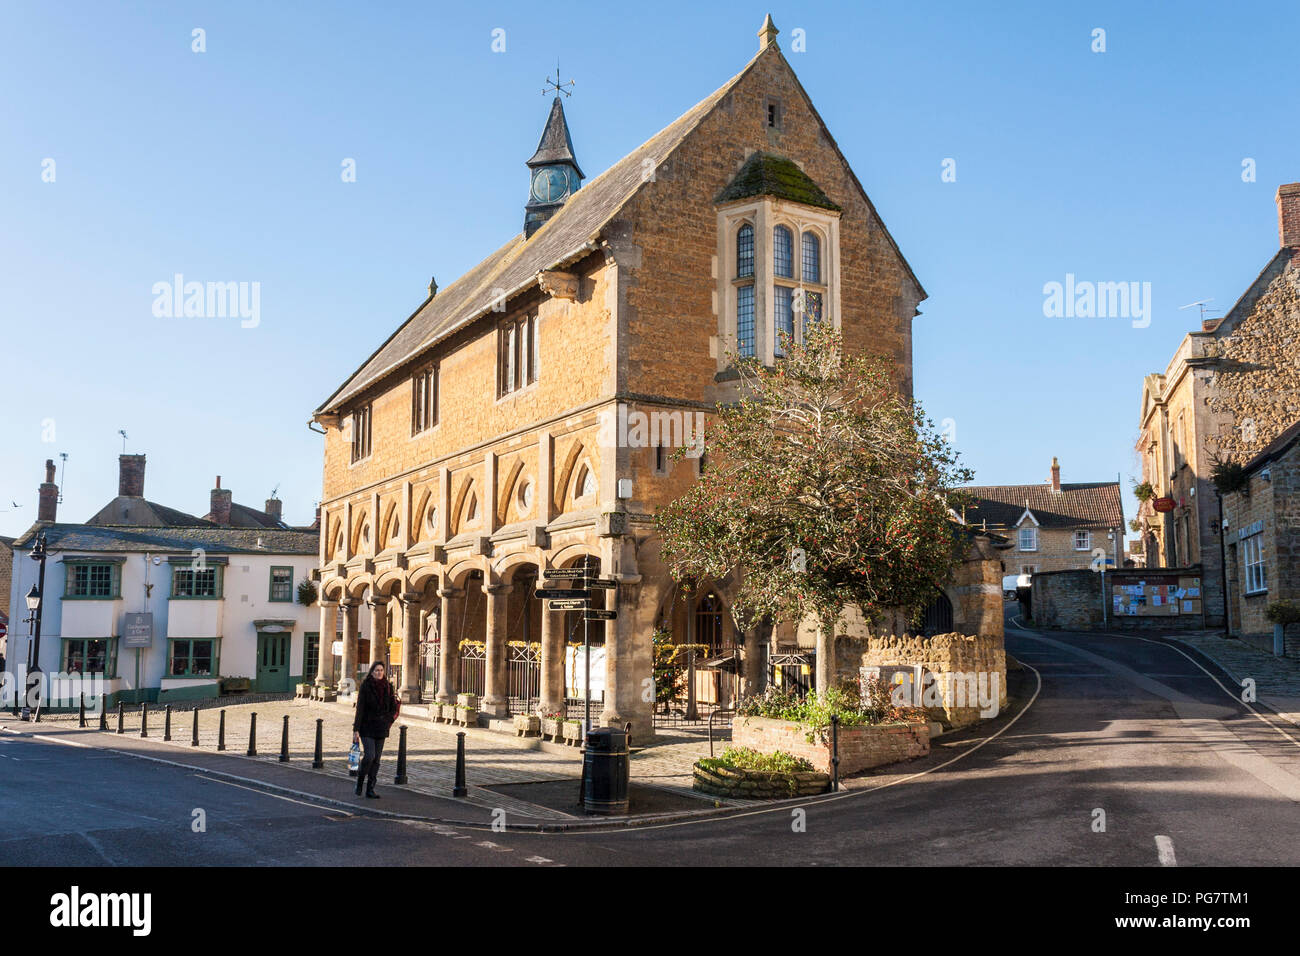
[310, 17, 993, 740]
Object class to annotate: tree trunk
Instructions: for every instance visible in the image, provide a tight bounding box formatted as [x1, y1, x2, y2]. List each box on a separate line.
[815, 612, 836, 694]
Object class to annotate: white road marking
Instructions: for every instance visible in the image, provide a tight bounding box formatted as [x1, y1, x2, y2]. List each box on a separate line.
[194, 774, 355, 816]
[1155, 835, 1177, 866]
[474, 840, 511, 851]
[526, 855, 554, 864]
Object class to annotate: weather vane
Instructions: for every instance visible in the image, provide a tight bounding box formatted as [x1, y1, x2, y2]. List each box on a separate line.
[542, 64, 575, 98]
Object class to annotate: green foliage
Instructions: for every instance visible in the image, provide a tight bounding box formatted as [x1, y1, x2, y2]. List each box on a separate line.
[655, 323, 973, 642]
[1210, 461, 1250, 497]
[736, 678, 916, 742]
[1266, 600, 1300, 626]
[1132, 480, 1155, 502]
[1128, 518, 1143, 534]
[698, 746, 815, 775]
[296, 579, 318, 607]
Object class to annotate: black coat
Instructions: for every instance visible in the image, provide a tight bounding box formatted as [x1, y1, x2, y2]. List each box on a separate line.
[353, 676, 398, 739]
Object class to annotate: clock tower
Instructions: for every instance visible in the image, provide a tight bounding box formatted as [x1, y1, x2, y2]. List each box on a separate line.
[524, 95, 584, 238]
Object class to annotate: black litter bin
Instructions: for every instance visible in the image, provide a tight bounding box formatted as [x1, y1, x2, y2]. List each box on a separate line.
[582, 727, 629, 815]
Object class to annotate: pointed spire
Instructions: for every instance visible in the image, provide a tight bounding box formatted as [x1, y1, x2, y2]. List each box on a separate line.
[758, 13, 779, 51]
[527, 97, 584, 178]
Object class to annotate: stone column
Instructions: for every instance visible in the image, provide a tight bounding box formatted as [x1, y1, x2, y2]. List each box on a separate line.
[315, 600, 338, 698]
[601, 578, 654, 742]
[538, 602, 564, 716]
[743, 620, 770, 697]
[339, 600, 360, 694]
[482, 582, 512, 717]
[399, 592, 422, 703]
[368, 595, 389, 671]
[435, 587, 462, 703]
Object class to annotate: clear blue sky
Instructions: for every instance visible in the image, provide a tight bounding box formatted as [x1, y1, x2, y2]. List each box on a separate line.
[2, 1, 1297, 542]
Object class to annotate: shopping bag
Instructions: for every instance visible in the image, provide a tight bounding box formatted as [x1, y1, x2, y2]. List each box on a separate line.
[347, 742, 361, 775]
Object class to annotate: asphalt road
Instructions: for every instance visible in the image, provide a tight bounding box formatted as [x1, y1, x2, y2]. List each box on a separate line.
[2, 614, 1298, 866]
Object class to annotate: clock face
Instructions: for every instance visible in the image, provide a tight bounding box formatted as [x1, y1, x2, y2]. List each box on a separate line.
[531, 166, 570, 203]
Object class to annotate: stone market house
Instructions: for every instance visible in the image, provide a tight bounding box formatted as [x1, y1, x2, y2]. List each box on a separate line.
[1218, 419, 1300, 656]
[309, 17, 1004, 740]
[4, 456, 320, 709]
[1136, 182, 1300, 627]
[960, 459, 1125, 577]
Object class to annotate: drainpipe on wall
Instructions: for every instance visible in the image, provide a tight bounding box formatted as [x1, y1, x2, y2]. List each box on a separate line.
[1217, 490, 1231, 636]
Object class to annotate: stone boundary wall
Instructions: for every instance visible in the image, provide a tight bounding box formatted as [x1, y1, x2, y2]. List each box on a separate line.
[732, 714, 929, 775]
[692, 763, 830, 799]
[852, 631, 1008, 729]
[1032, 568, 1208, 631]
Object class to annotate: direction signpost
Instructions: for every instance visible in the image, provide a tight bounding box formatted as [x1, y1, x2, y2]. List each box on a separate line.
[539, 568, 622, 738]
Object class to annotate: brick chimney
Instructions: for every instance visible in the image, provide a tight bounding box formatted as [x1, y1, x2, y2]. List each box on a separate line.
[1278, 183, 1300, 266]
[210, 476, 232, 525]
[118, 454, 146, 497]
[1050, 456, 1061, 493]
[37, 459, 58, 522]
[265, 497, 283, 523]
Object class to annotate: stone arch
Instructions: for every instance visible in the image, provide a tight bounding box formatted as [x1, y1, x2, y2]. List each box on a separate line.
[321, 577, 346, 602]
[344, 574, 373, 600]
[372, 568, 406, 598]
[444, 558, 487, 590]
[413, 487, 433, 541]
[350, 507, 372, 555]
[326, 515, 344, 561]
[494, 549, 544, 585]
[379, 499, 400, 548]
[498, 459, 526, 526]
[451, 477, 482, 536]
[554, 440, 588, 513]
[407, 562, 440, 593]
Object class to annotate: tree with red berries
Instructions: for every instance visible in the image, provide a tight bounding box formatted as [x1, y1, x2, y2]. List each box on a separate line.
[656, 322, 972, 692]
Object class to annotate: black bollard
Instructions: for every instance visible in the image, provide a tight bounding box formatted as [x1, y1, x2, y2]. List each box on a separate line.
[139, 702, 148, 738]
[217, 709, 226, 751]
[246, 712, 258, 756]
[279, 715, 290, 762]
[394, 725, 408, 785]
[116, 702, 124, 734]
[311, 718, 324, 769]
[452, 731, 467, 797]
[191, 707, 199, 746]
[830, 713, 840, 793]
[163, 705, 172, 741]
[78, 693, 86, 728]
[99, 698, 108, 731]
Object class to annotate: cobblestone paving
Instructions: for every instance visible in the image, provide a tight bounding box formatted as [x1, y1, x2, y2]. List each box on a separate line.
[51, 698, 746, 816]
[1156, 631, 1300, 726]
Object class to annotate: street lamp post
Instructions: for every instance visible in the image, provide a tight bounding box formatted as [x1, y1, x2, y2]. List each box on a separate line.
[25, 531, 48, 721]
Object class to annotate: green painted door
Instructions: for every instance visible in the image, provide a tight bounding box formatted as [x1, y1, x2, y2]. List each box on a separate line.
[255, 632, 291, 693]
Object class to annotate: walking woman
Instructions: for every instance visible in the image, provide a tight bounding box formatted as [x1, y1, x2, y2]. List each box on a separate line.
[353, 662, 398, 798]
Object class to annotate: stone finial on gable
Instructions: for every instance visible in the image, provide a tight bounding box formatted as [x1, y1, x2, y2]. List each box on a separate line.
[758, 13, 779, 51]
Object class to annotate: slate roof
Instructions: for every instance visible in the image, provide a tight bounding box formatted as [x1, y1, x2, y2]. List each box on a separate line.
[315, 57, 761, 416]
[211, 501, 292, 530]
[960, 482, 1123, 531]
[11, 524, 319, 555]
[85, 496, 213, 529]
[527, 96, 584, 177]
[714, 152, 841, 211]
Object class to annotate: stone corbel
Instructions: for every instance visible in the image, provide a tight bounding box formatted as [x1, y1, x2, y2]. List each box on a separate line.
[314, 412, 341, 431]
[524, 525, 550, 549]
[538, 270, 580, 301]
[469, 536, 492, 557]
[599, 510, 628, 538]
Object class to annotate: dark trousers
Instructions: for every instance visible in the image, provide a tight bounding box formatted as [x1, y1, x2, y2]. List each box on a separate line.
[358, 736, 385, 786]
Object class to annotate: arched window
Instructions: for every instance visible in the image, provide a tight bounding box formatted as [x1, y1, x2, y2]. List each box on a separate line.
[695, 592, 725, 653]
[736, 223, 754, 279]
[773, 225, 793, 278]
[736, 224, 755, 358]
[465, 493, 478, 523]
[801, 231, 820, 283]
[576, 466, 596, 499]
